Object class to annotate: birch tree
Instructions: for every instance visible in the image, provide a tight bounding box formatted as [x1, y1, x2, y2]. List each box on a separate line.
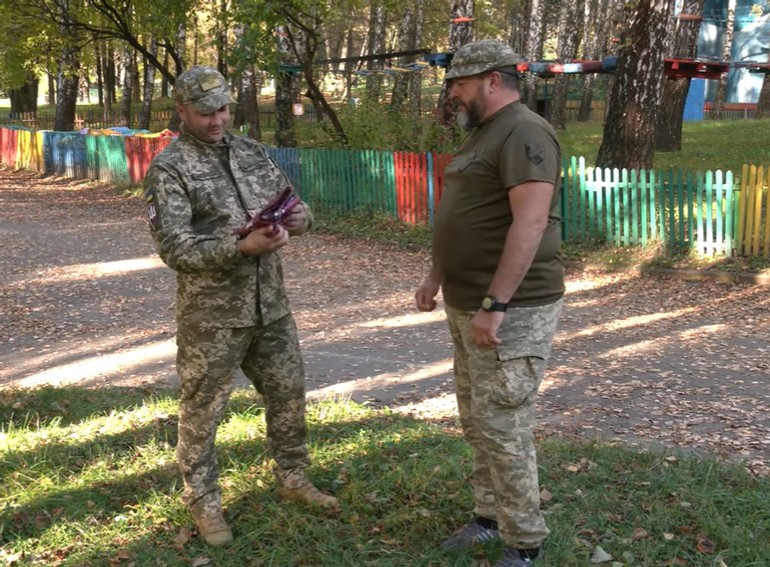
[436, 0, 474, 125]
[137, 35, 158, 130]
[522, 0, 545, 110]
[548, 0, 584, 129]
[577, 0, 612, 122]
[365, 1, 387, 102]
[596, 0, 673, 170]
[711, 0, 736, 119]
[655, 0, 705, 151]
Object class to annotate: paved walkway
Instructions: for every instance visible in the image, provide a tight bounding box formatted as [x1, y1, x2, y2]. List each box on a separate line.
[1, 167, 768, 470]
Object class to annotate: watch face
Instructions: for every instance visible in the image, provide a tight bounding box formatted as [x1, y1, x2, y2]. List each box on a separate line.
[481, 296, 493, 310]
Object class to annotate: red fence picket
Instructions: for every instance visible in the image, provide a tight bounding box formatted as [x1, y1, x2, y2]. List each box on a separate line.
[124, 136, 175, 186]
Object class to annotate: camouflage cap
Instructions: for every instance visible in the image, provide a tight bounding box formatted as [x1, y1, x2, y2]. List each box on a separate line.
[174, 66, 236, 114]
[445, 39, 521, 79]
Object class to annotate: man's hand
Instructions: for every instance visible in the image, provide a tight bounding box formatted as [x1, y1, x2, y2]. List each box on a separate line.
[415, 277, 440, 312]
[238, 224, 289, 256]
[282, 203, 307, 234]
[471, 310, 504, 348]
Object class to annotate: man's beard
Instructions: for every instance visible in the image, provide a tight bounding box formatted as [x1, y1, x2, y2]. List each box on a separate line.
[455, 100, 483, 131]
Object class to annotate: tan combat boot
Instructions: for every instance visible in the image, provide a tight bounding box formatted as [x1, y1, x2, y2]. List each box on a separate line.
[190, 500, 233, 546]
[275, 468, 338, 508]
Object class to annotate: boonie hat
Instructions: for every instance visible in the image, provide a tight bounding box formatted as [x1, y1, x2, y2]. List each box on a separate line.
[445, 39, 521, 79]
[174, 66, 236, 114]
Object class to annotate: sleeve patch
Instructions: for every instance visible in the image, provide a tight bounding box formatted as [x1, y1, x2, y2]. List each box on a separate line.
[525, 143, 544, 165]
[145, 188, 158, 229]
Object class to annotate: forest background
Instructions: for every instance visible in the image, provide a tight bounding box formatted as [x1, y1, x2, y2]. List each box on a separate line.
[2, 0, 770, 172]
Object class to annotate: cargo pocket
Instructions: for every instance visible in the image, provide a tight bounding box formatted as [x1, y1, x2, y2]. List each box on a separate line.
[489, 354, 545, 409]
[488, 304, 557, 409]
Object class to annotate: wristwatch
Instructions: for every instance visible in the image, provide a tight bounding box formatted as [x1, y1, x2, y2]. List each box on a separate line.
[481, 294, 508, 312]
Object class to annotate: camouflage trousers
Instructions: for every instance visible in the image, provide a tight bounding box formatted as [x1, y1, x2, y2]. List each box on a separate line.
[175, 313, 310, 513]
[445, 298, 563, 549]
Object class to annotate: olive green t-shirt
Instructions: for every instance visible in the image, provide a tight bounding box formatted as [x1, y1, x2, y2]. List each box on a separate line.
[432, 100, 565, 310]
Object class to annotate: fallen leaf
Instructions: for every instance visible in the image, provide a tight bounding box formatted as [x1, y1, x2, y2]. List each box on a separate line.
[696, 537, 717, 554]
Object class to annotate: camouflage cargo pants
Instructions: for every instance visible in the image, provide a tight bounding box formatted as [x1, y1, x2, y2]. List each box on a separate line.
[445, 298, 563, 549]
[175, 313, 310, 512]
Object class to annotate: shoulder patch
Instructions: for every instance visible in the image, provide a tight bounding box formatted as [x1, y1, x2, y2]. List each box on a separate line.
[525, 143, 544, 165]
[145, 187, 158, 229]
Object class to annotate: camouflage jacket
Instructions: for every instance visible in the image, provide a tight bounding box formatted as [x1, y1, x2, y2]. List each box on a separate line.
[145, 127, 310, 328]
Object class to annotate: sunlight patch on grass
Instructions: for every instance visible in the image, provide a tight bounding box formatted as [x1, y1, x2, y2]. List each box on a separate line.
[1, 387, 768, 566]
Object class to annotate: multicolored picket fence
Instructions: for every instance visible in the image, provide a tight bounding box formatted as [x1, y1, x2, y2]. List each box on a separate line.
[0, 126, 768, 259]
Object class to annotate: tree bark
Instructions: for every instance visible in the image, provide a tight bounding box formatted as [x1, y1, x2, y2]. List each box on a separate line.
[138, 36, 158, 131]
[53, 0, 79, 132]
[755, 71, 770, 118]
[436, 0, 475, 125]
[390, 6, 414, 112]
[9, 76, 39, 114]
[596, 0, 673, 171]
[408, 0, 425, 120]
[95, 39, 104, 108]
[120, 47, 133, 127]
[578, 0, 612, 122]
[365, 2, 387, 103]
[522, 0, 546, 111]
[238, 66, 261, 140]
[275, 24, 300, 147]
[548, 0, 584, 129]
[655, 0, 705, 151]
[712, 0, 735, 119]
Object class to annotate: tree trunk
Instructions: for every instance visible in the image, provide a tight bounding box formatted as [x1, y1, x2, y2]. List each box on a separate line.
[138, 36, 158, 131]
[132, 51, 142, 103]
[365, 2, 387, 103]
[161, 49, 170, 98]
[120, 47, 134, 127]
[578, 0, 611, 122]
[548, 0, 584, 130]
[343, 29, 354, 103]
[436, 0, 475, 125]
[47, 73, 56, 107]
[239, 66, 261, 140]
[596, 0, 673, 171]
[95, 39, 104, 108]
[655, 0, 705, 151]
[54, 56, 79, 131]
[275, 25, 300, 147]
[390, 6, 414, 112]
[165, 24, 187, 132]
[712, 0, 736, 119]
[53, 0, 79, 132]
[522, 0, 546, 111]
[9, 77, 39, 114]
[408, 0, 425, 120]
[756, 72, 770, 119]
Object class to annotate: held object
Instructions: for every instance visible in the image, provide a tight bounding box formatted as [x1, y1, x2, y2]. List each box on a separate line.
[235, 187, 300, 238]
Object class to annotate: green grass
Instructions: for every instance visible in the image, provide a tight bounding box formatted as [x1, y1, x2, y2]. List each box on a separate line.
[1, 387, 768, 566]
[559, 118, 770, 175]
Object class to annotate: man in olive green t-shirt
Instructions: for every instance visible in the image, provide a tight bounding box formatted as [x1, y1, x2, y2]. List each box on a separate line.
[415, 40, 564, 567]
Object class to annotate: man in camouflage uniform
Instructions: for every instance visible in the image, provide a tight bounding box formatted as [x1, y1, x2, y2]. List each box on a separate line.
[145, 66, 336, 547]
[415, 40, 564, 566]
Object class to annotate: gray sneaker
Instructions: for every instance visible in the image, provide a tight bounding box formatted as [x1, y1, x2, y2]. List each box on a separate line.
[440, 519, 500, 551]
[491, 547, 536, 567]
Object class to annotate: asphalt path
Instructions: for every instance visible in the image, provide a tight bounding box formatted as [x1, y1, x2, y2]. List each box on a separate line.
[1, 167, 768, 471]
